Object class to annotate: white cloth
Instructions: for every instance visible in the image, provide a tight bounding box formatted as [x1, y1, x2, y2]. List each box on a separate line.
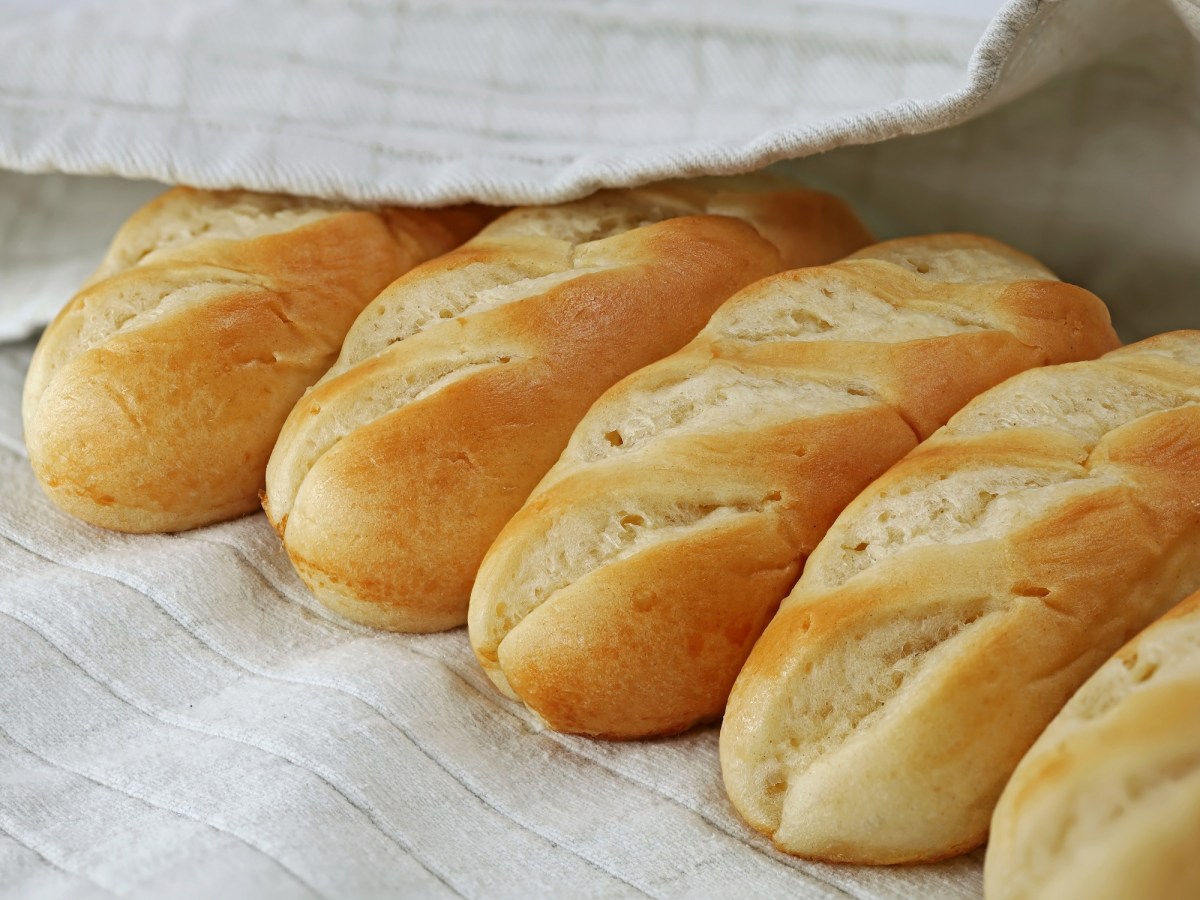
[2, 0, 1199, 897]
[0, 0, 1004, 205]
[2, 0, 1198, 343]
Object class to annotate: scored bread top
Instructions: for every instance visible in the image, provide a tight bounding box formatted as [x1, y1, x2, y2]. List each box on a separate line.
[84, 190, 350, 284]
[263, 182, 873, 632]
[264, 183, 870, 527]
[466, 234, 1118, 736]
[23, 186, 490, 532]
[263, 186, 717, 528]
[985, 589, 1200, 900]
[797, 331, 1200, 594]
[24, 189, 349, 425]
[720, 330, 1200, 865]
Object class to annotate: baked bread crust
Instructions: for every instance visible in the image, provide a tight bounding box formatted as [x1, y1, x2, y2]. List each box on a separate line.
[720, 331, 1200, 864]
[985, 588, 1200, 900]
[263, 184, 872, 631]
[22, 187, 492, 532]
[468, 234, 1119, 738]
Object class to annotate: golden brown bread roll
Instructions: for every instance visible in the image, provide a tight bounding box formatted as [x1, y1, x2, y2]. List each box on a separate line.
[263, 183, 872, 632]
[720, 331, 1200, 864]
[22, 187, 492, 532]
[985, 588, 1200, 900]
[467, 234, 1120, 738]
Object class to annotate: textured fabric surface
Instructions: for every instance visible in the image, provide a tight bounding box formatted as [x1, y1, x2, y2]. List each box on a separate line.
[3, 1, 1199, 342]
[3, 0, 1200, 897]
[0, 0, 1010, 205]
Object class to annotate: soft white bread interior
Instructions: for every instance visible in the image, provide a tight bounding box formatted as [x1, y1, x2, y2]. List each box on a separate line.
[263, 182, 873, 632]
[985, 588, 1200, 900]
[468, 234, 1120, 738]
[22, 187, 492, 532]
[720, 331, 1200, 864]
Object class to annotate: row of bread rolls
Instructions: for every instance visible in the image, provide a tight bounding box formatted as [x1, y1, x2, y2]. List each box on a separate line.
[23, 180, 870, 554]
[468, 234, 1118, 737]
[23, 183, 1199, 897]
[261, 181, 873, 631]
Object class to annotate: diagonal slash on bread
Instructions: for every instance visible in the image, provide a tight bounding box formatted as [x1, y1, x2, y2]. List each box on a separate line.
[263, 182, 873, 631]
[720, 330, 1200, 864]
[468, 234, 1120, 738]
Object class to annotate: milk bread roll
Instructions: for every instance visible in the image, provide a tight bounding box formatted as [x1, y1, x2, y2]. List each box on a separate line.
[721, 331, 1200, 864]
[468, 235, 1119, 738]
[985, 588, 1200, 900]
[264, 183, 872, 632]
[23, 187, 492, 532]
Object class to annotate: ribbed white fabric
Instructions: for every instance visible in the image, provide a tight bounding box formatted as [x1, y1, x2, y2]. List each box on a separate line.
[2, 0, 1199, 897]
[3, 0, 1198, 343]
[0, 0, 1007, 205]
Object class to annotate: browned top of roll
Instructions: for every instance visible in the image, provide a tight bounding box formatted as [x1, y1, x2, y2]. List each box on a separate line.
[263, 182, 872, 632]
[22, 187, 492, 532]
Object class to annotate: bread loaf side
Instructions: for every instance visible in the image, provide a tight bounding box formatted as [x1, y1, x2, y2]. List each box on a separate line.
[23, 187, 492, 532]
[985, 588, 1200, 900]
[263, 183, 872, 631]
[720, 331, 1200, 863]
[468, 235, 1119, 738]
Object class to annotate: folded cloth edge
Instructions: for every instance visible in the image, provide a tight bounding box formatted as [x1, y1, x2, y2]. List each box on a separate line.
[0, 0, 1051, 206]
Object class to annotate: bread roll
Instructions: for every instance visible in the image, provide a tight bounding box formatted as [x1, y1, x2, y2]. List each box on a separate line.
[23, 187, 492, 532]
[468, 235, 1119, 738]
[263, 183, 871, 632]
[720, 331, 1200, 864]
[985, 588, 1200, 900]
